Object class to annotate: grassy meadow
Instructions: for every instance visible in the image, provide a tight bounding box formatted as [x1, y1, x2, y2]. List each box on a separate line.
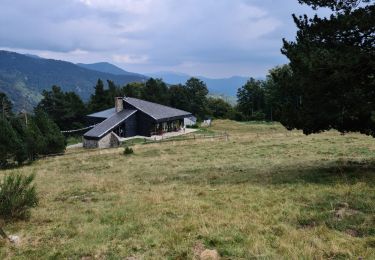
[1, 120, 374, 259]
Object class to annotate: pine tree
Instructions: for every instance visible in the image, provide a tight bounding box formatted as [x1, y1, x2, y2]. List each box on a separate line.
[88, 79, 109, 112]
[34, 110, 65, 155]
[142, 78, 170, 105]
[0, 92, 12, 119]
[0, 117, 23, 167]
[281, 0, 375, 136]
[121, 82, 144, 99]
[169, 84, 190, 111]
[24, 118, 45, 161]
[9, 117, 28, 164]
[37, 86, 87, 130]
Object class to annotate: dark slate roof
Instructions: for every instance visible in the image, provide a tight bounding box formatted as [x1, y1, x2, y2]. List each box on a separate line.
[124, 97, 191, 121]
[84, 109, 137, 139]
[87, 108, 116, 119]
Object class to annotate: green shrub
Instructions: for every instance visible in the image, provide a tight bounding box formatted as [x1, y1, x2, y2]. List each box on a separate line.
[249, 111, 266, 121]
[187, 124, 199, 129]
[0, 174, 38, 220]
[123, 147, 134, 155]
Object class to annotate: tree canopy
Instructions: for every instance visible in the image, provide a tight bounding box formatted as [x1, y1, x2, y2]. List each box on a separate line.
[0, 92, 12, 119]
[281, 0, 375, 136]
[88, 79, 108, 113]
[0, 92, 66, 167]
[36, 86, 87, 131]
[142, 78, 170, 106]
[237, 78, 266, 120]
[185, 78, 209, 120]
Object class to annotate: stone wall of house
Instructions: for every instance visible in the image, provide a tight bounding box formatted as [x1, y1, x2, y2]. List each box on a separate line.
[97, 132, 120, 148]
[83, 132, 121, 149]
[83, 138, 99, 149]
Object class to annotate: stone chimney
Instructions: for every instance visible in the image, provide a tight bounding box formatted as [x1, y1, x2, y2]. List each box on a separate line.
[115, 97, 123, 113]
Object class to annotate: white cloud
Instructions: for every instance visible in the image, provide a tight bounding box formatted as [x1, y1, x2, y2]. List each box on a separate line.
[0, 0, 325, 77]
[113, 54, 149, 64]
[77, 0, 156, 14]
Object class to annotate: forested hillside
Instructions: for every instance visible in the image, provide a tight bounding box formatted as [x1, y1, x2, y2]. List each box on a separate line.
[76, 62, 144, 77]
[0, 51, 147, 111]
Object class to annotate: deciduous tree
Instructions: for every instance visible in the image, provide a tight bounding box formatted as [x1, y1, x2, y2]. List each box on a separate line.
[185, 78, 209, 119]
[207, 97, 233, 119]
[237, 78, 266, 120]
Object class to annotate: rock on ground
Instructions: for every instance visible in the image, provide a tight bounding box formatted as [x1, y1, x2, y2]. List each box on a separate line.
[8, 235, 20, 245]
[200, 249, 220, 260]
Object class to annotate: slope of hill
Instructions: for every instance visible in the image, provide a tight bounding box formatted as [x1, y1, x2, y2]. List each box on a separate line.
[147, 71, 250, 96]
[76, 62, 144, 77]
[0, 51, 147, 111]
[1, 120, 374, 258]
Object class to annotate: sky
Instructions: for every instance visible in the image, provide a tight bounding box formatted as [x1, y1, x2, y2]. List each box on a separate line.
[0, 0, 327, 78]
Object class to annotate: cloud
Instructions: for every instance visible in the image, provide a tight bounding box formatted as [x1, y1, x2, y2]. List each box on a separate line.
[0, 0, 327, 77]
[113, 54, 149, 64]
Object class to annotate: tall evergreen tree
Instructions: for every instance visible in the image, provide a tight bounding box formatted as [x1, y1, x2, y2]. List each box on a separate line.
[0, 92, 13, 119]
[9, 116, 28, 164]
[63, 92, 87, 129]
[106, 80, 119, 106]
[169, 84, 190, 111]
[36, 86, 87, 130]
[121, 82, 144, 99]
[23, 118, 45, 161]
[34, 111, 66, 155]
[0, 117, 23, 167]
[142, 78, 170, 105]
[88, 79, 109, 112]
[281, 0, 375, 136]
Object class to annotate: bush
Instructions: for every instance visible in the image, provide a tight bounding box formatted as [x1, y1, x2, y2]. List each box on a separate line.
[249, 111, 266, 121]
[186, 124, 199, 129]
[0, 174, 38, 220]
[123, 147, 134, 155]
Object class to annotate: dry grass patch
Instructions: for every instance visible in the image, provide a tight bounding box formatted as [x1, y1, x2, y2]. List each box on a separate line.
[0, 120, 374, 259]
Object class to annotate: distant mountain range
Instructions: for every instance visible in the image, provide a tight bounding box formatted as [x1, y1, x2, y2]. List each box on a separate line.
[76, 64, 251, 96]
[0, 50, 254, 111]
[146, 72, 250, 96]
[76, 62, 144, 77]
[0, 51, 147, 111]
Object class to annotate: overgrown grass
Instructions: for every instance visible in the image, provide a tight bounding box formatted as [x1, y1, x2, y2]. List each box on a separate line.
[1, 120, 374, 259]
[65, 135, 82, 146]
[122, 138, 147, 147]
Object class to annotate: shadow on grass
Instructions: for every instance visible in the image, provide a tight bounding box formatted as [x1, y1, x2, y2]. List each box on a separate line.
[0, 161, 34, 171]
[268, 159, 375, 186]
[157, 158, 375, 187]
